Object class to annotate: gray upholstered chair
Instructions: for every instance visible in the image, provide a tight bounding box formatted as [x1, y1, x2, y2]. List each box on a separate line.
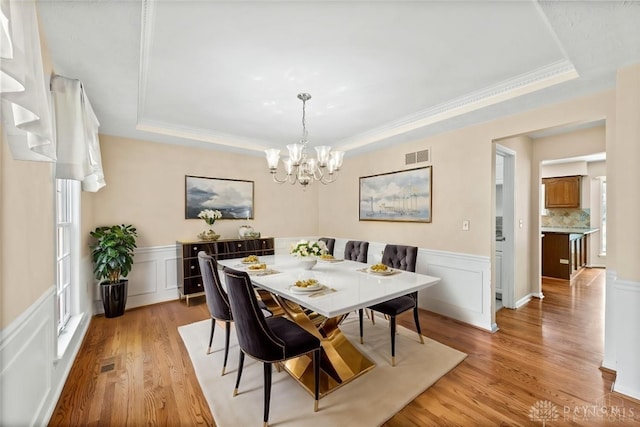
[318, 237, 336, 256]
[224, 268, 322, 426]
[359, 244, 423, 366]
[198, 251, 233, 375]
[344, 240, 369, 263]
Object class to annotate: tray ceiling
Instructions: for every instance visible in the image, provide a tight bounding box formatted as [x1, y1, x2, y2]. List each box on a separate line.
[37, 0, 640, 156]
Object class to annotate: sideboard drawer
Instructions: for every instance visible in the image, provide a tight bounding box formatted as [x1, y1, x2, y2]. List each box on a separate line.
[183, 257, 200, 278]
[183, 242, 217, 258]
[183, 276, 204, 295]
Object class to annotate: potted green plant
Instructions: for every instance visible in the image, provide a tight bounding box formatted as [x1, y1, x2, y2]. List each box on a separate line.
[90, 224, 138, 318]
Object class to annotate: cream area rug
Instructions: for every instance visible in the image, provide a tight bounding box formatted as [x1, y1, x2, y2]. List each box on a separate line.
[178, 315, 467, 427]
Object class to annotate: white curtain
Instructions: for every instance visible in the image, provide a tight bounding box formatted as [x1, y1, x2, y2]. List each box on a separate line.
[51, 74, 105, 192]
[0, 0, 56, 161]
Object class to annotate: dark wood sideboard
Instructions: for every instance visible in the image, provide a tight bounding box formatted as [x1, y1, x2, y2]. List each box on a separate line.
[176, 237, 275, 305]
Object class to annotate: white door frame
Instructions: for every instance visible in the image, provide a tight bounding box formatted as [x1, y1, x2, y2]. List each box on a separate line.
[496, 144, 516, 309]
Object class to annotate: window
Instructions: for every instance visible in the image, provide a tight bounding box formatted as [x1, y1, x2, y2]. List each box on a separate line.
[600, 178, 607, 255]
[56, 179, 79, 334]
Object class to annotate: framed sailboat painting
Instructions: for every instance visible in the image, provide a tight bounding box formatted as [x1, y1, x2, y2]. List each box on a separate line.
[359, 166, 432, 223]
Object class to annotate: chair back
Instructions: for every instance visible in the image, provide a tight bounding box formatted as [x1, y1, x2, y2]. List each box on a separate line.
[318, 237, 336, 256]
[198, 252, 232, 321]
[381, 245, 418, 272]
[224, 268, 286, 361]
[344, 240, 369, 263]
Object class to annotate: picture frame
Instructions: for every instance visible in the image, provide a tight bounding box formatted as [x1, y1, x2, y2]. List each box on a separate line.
[359, 166, 432, 222]
[185, 175, 254, 220]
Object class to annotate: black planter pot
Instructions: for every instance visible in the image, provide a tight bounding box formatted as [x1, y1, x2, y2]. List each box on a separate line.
[101, 279, 128, 318]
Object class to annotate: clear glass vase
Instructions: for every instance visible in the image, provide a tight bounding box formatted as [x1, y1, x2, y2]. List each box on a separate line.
[198, 228, 220, 241]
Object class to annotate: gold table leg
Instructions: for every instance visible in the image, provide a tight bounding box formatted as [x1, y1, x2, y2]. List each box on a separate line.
[273, 296, 376, 398]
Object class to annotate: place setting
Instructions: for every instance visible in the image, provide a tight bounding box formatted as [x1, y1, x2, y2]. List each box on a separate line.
[316, 254, 344, 263]
[289, 278, 337, 298]
[358, 262, 402, 276]
[235, 255, 280, 276]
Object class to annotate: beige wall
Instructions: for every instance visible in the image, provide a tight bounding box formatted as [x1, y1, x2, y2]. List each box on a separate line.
[320, 125, 491, 256]
[534, 126, 606, 162]
[611, 64, 640, 281]
[89, 135, 319, 248]
[0, 10, 57, 328]
[317, 89, 614, 330]
[321, 91, 613, 269]
[1, 89, 617, 330]
[0, 132, 55, 328]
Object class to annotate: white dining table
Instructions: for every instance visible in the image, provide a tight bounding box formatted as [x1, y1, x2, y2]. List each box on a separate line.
[219, 254, 440, 318]
[218, 254, 441, 397]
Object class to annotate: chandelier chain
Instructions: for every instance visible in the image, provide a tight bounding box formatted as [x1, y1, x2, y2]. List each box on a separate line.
[301, 95, 308, 144]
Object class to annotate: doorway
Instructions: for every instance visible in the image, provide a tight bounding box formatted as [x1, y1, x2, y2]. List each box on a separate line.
[496, 145, 516, 310]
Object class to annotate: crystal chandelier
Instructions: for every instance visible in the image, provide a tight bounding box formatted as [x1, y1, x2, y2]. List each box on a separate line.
[265, 93, 344, 187]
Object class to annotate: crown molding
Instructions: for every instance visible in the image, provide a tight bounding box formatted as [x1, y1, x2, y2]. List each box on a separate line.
[136, 119, 270, 152]
[337, 59, 579, 151]
[137, 0, 579, 155]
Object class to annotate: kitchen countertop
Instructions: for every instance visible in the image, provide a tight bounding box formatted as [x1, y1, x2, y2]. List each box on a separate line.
[541, 227, 599, 235]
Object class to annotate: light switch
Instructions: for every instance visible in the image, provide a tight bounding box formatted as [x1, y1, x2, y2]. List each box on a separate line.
[462, 220, 470, 231]
[519, 219, 524, 228]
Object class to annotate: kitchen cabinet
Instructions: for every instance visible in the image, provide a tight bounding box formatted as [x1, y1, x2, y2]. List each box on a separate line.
[176, 237, 275, 304]
[543, 176, 580, 208]
[541, 230, 591, 280]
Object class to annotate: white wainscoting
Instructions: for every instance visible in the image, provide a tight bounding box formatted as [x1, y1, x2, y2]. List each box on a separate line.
[0, 288, 55, 426]
[611, 275, 640, 401]
[279, 237, 493, 332]
[0, 285, 93, 426]
[415, 249, 492, 332]
[93, 245, 180, 313]
[104, 239, 493, 331]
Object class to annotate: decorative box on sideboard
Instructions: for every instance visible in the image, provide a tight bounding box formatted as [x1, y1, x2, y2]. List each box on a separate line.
[176, 237, 275, 305]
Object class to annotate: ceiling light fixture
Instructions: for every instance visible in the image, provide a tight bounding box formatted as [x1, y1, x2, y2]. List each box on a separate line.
[265, 93, 344, 187]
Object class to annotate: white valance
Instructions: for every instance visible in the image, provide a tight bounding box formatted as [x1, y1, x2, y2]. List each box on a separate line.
[0, 0, 56, 161]
[51, 74, 105, 192]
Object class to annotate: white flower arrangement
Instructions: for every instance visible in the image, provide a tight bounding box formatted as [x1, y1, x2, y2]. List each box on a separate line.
[197, 209, 222, 226]
[290, 239, 327, 257]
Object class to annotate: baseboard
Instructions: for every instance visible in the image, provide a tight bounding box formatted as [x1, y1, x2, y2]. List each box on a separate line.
[599, 364, 616, 375]
[515, 293, 534, 308]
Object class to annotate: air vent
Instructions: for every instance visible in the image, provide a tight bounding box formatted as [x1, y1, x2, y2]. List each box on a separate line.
[405, 152, 417, 165]
[405, 148, 431, 165]
[417, 149, 430, 163]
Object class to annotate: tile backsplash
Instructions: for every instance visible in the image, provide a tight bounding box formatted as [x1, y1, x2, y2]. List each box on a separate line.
[541, 208, 591, 228]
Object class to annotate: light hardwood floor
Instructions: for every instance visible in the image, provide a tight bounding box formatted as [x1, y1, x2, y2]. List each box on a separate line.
[50, 268, 640, 426]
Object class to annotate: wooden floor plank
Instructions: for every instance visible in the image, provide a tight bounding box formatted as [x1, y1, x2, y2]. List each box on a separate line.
[50, 268, 640, 426]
